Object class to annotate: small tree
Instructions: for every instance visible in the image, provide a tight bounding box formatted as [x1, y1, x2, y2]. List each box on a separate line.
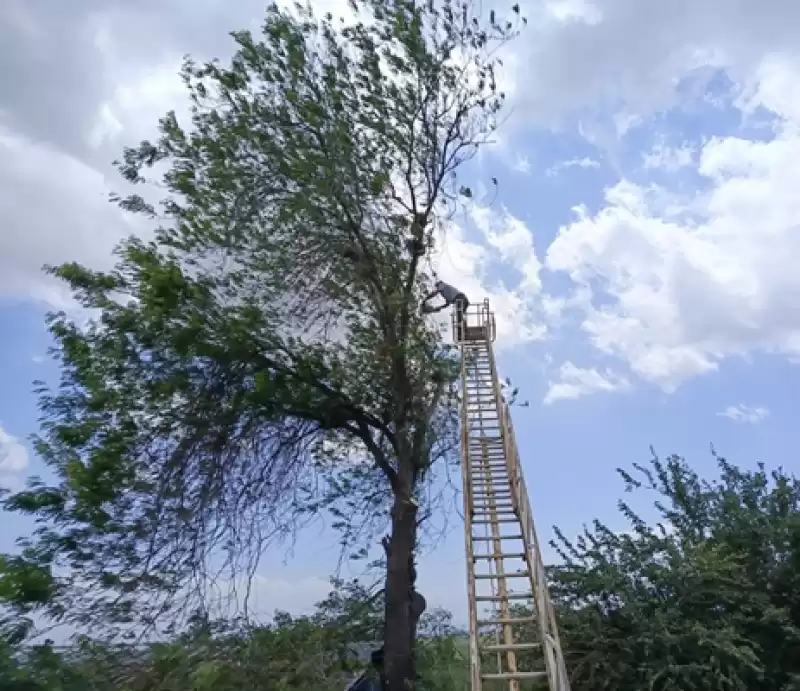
[0, 1, 522, 688]
[546, 451, 800, 691]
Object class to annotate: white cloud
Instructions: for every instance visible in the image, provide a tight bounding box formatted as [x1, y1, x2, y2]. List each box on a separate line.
[546, 157, 601, 177]
[513, 155, 533, 174]
[430, 207, 547, 349]
[543, 361, 629, 404]
[506, 0, 800, 132]
[0, 424, 29, 489]
[470, 205, 543, 294]
[0, 124, 146, 309]
[643, 141, 696, 171]
[717, 404, 770, 424]
[546, 103, 800, 389]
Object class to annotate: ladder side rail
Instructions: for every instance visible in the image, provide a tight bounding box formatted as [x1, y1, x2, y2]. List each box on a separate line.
[504, 410, 572, 691]
[460, 345, 483, 691]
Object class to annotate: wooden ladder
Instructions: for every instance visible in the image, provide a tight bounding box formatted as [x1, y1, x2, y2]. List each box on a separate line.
[456, 300, 571, 691]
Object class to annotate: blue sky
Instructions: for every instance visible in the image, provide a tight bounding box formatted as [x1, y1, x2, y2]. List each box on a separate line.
[2, 0, 800, 625]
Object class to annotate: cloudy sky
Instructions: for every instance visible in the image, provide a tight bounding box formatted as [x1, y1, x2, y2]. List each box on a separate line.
[2, 0, 800, 624]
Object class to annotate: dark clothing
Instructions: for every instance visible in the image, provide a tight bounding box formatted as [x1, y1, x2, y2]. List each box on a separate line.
[436, 281, 462, 303]
[454, 293, 469, 341]
[347, 672, 381, 691]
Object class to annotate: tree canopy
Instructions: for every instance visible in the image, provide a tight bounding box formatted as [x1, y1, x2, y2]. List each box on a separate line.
[0, 1, 523, 688]
[548, 450, 800, 691]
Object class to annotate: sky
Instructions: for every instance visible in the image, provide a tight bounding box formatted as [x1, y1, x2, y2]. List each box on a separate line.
[1, 0, 800, 627]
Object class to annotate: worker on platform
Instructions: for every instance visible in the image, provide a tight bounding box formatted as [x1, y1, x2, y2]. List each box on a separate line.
[421, 280, 470, 341]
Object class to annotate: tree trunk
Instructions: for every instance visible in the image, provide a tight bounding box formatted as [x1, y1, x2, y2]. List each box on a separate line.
[382, 492, 418, 691]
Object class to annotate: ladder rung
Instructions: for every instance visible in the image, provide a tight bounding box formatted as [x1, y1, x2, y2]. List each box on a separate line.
[473, 553, 526, 560]
[472, 512, 516, 519]
[472, 535, 522, 542]
[475, 593, 532, 601]
[482, 671, 547, 681]
[472, 518, 518, 524]
[478, 615, 536, 625]
[481, 642, 538, 653]
[474, 571, 530, 579]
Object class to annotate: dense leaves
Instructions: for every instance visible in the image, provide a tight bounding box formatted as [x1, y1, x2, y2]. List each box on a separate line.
[547, 451, 800, 691]
[0, 579, 469, 691]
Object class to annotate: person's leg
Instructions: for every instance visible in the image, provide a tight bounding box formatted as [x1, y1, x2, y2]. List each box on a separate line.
[455, 295, 468, 340]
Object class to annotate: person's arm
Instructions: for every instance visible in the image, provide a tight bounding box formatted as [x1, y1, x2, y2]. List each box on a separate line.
[422, 302, 447, 314]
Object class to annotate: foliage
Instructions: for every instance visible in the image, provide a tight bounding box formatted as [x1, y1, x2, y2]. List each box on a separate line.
[546, 450, 800, 691]
[3, 453, 800, 689]
[0, 579, 470, 691]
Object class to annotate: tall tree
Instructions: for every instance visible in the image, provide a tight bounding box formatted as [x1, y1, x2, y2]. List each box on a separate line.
[545, 451, 800, 691]
[0, 1, 521, 688]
